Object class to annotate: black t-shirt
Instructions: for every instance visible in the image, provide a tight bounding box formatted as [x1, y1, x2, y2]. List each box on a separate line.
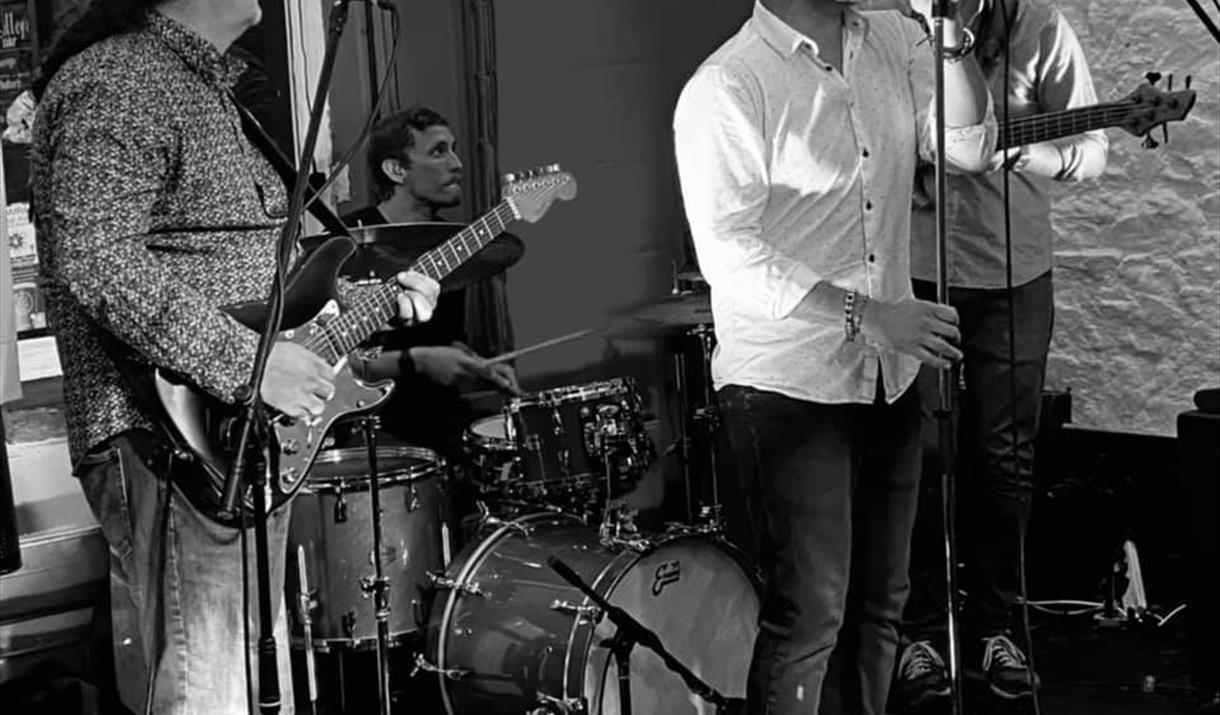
[339, 206, 471, 455]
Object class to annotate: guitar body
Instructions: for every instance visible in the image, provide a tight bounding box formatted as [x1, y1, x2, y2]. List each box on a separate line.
[154, 236, 395, 528]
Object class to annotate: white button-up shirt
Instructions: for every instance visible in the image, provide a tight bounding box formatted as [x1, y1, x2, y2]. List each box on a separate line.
[674, 1, 995, 405]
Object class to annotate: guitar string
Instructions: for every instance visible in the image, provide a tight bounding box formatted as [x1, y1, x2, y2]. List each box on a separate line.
[292, 199, 522, 360]
[1003, 104, 1145, 145]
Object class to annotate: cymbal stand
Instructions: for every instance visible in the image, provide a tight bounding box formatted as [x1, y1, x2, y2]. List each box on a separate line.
[357, 415, 393, 715]
[688, 323, 724, 531]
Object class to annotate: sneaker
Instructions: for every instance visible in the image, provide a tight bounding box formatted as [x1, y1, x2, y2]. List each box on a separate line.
[891, 640, 951, 709]
[981, 633, 1041, 700]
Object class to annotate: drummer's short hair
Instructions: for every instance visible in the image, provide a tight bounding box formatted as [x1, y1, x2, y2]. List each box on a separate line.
[369, 106, 451, 201]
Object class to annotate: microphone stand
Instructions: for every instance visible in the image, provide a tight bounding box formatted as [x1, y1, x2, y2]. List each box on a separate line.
[931, 2, 964, 714]
[217, 2, 359, 712]
[547, 556, 745, 714]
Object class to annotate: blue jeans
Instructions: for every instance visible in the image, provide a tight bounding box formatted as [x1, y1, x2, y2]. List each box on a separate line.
[719, 384, 922, 715]
[907, 273, 1052, 639]
[76, 430, 295, 714]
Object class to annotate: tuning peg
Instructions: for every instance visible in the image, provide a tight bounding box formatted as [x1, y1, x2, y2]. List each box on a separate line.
[1145, 71, 1162, 86]
[503, 172, 516, 184]
[548, 163, 561, 174]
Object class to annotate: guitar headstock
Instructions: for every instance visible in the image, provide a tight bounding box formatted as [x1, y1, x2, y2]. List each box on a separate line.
[503, 164, 578, 223]
[1119, 81, 1196, 140]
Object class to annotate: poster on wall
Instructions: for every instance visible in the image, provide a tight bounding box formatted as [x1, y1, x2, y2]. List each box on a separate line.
[0, 0, 33, 206]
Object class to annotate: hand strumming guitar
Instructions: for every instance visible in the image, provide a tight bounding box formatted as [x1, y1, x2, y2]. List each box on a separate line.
[262, 270, 440, 418]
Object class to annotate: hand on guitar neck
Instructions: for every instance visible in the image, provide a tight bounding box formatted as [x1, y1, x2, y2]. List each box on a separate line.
[260, 270, 440, 419]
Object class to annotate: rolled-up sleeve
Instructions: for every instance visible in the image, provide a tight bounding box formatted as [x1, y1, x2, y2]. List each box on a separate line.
[673, 65, 821, 322]
[1037, 7, 1108, 181]
[907, 22, 998, 174]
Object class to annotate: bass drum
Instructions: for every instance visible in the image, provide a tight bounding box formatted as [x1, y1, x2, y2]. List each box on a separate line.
[427, 513, 759, 714]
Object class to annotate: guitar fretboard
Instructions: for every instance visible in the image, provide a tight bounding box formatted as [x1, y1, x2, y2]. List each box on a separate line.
[317, 201, 518, 358]
[1000, 101, 1134, 150]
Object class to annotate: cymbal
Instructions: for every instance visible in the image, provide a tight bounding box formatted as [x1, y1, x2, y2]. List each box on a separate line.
[302, 221, 524, 293]
[613, 290, 712, 327]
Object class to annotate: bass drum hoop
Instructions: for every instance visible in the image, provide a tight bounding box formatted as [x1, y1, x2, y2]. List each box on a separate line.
[305, 445, 445, 494]
[434, 514, 758, 714]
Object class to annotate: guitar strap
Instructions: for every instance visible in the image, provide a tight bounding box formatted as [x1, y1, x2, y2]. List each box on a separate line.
[229, 92, 353, 240]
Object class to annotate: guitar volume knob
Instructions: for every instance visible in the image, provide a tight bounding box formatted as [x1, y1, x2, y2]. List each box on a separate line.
[281, 438, 301, 455]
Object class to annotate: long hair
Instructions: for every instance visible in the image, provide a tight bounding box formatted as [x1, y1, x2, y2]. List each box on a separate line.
[31, 0, 161, 100]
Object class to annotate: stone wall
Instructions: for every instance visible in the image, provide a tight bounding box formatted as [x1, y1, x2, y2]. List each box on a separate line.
[1049, 0, 1219, 435]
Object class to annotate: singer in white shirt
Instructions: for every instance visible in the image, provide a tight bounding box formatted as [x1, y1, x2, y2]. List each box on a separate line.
[673, 0, 996, 712]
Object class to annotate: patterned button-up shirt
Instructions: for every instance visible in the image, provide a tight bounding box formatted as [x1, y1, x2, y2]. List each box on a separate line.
[674, 2, 995, 406]
[33, 12, 289, 464]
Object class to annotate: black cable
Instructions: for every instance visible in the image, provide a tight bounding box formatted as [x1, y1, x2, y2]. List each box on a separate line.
[993, 0, 1044, 712]
[241, 512, 254, 715]
[305, 4, 402, 213]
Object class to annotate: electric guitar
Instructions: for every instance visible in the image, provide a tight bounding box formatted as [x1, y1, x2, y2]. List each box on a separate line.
[154, 166, 577, 527]
[916, 81, 1196, 201]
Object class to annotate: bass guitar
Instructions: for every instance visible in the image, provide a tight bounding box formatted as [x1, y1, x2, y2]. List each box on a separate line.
[154, 166, 577, 527]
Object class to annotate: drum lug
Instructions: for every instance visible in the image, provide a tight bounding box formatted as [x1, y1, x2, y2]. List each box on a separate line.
[428, 570, 485, 597]
[411, 653, 469, 681]
[332, 493, 347, 523]
[550, 599, 602, 623]
[523, 434, 542, 452]
[532, 691, 587, 714]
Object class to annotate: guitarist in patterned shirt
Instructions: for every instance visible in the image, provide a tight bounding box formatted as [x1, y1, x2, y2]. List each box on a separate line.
[30, 1, 439, 713]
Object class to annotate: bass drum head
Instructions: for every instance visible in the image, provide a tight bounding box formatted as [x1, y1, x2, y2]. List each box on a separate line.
[430, 514, 758, 715]
[584, 536, 758, 714]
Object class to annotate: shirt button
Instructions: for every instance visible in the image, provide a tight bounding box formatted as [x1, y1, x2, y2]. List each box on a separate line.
[862, 148, 870, 158]
[868, 254, 876, 263]
[865, 200, 874, 210]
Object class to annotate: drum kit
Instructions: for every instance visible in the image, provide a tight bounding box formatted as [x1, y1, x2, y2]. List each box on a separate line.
[286, 225, 750, 715]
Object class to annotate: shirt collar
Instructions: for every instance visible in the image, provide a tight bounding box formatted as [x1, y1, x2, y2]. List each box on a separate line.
[147, 11, 247, 90]
[750, 1, 870, 57]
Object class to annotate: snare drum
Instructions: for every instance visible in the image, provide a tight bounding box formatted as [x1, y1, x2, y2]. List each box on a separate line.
[425, 512, 759, 714]
[505, 377, 653, 506]
[287, 446, 446, 651]
[463, 413, 519, 490]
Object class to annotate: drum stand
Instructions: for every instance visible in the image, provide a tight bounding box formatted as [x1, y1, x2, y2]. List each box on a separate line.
[357, 415, 394, 715]
[673, 323, 725, 530]
[547, 556, 745, 715]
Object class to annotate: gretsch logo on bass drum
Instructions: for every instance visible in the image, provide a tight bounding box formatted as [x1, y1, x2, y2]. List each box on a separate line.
[651, 560, 681, 596]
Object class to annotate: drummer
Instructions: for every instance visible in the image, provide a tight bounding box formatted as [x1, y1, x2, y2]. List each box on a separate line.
[345, 106, 522, 456]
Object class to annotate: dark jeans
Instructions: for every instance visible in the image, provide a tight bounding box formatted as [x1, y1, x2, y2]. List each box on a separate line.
[719, 383, 922, 715]
[906, 272, 1053, 640]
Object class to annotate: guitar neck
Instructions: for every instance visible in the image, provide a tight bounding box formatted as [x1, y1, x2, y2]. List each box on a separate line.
[1000, 101, 1131, 150]
[324, 201, 517, 354]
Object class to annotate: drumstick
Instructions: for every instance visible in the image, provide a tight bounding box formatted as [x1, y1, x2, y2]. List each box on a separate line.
[484, 328, 601, 364]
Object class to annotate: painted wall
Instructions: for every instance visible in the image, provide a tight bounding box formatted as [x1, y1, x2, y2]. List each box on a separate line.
[1047, 0, 1220, 436]
[493, 1, 754, 512]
